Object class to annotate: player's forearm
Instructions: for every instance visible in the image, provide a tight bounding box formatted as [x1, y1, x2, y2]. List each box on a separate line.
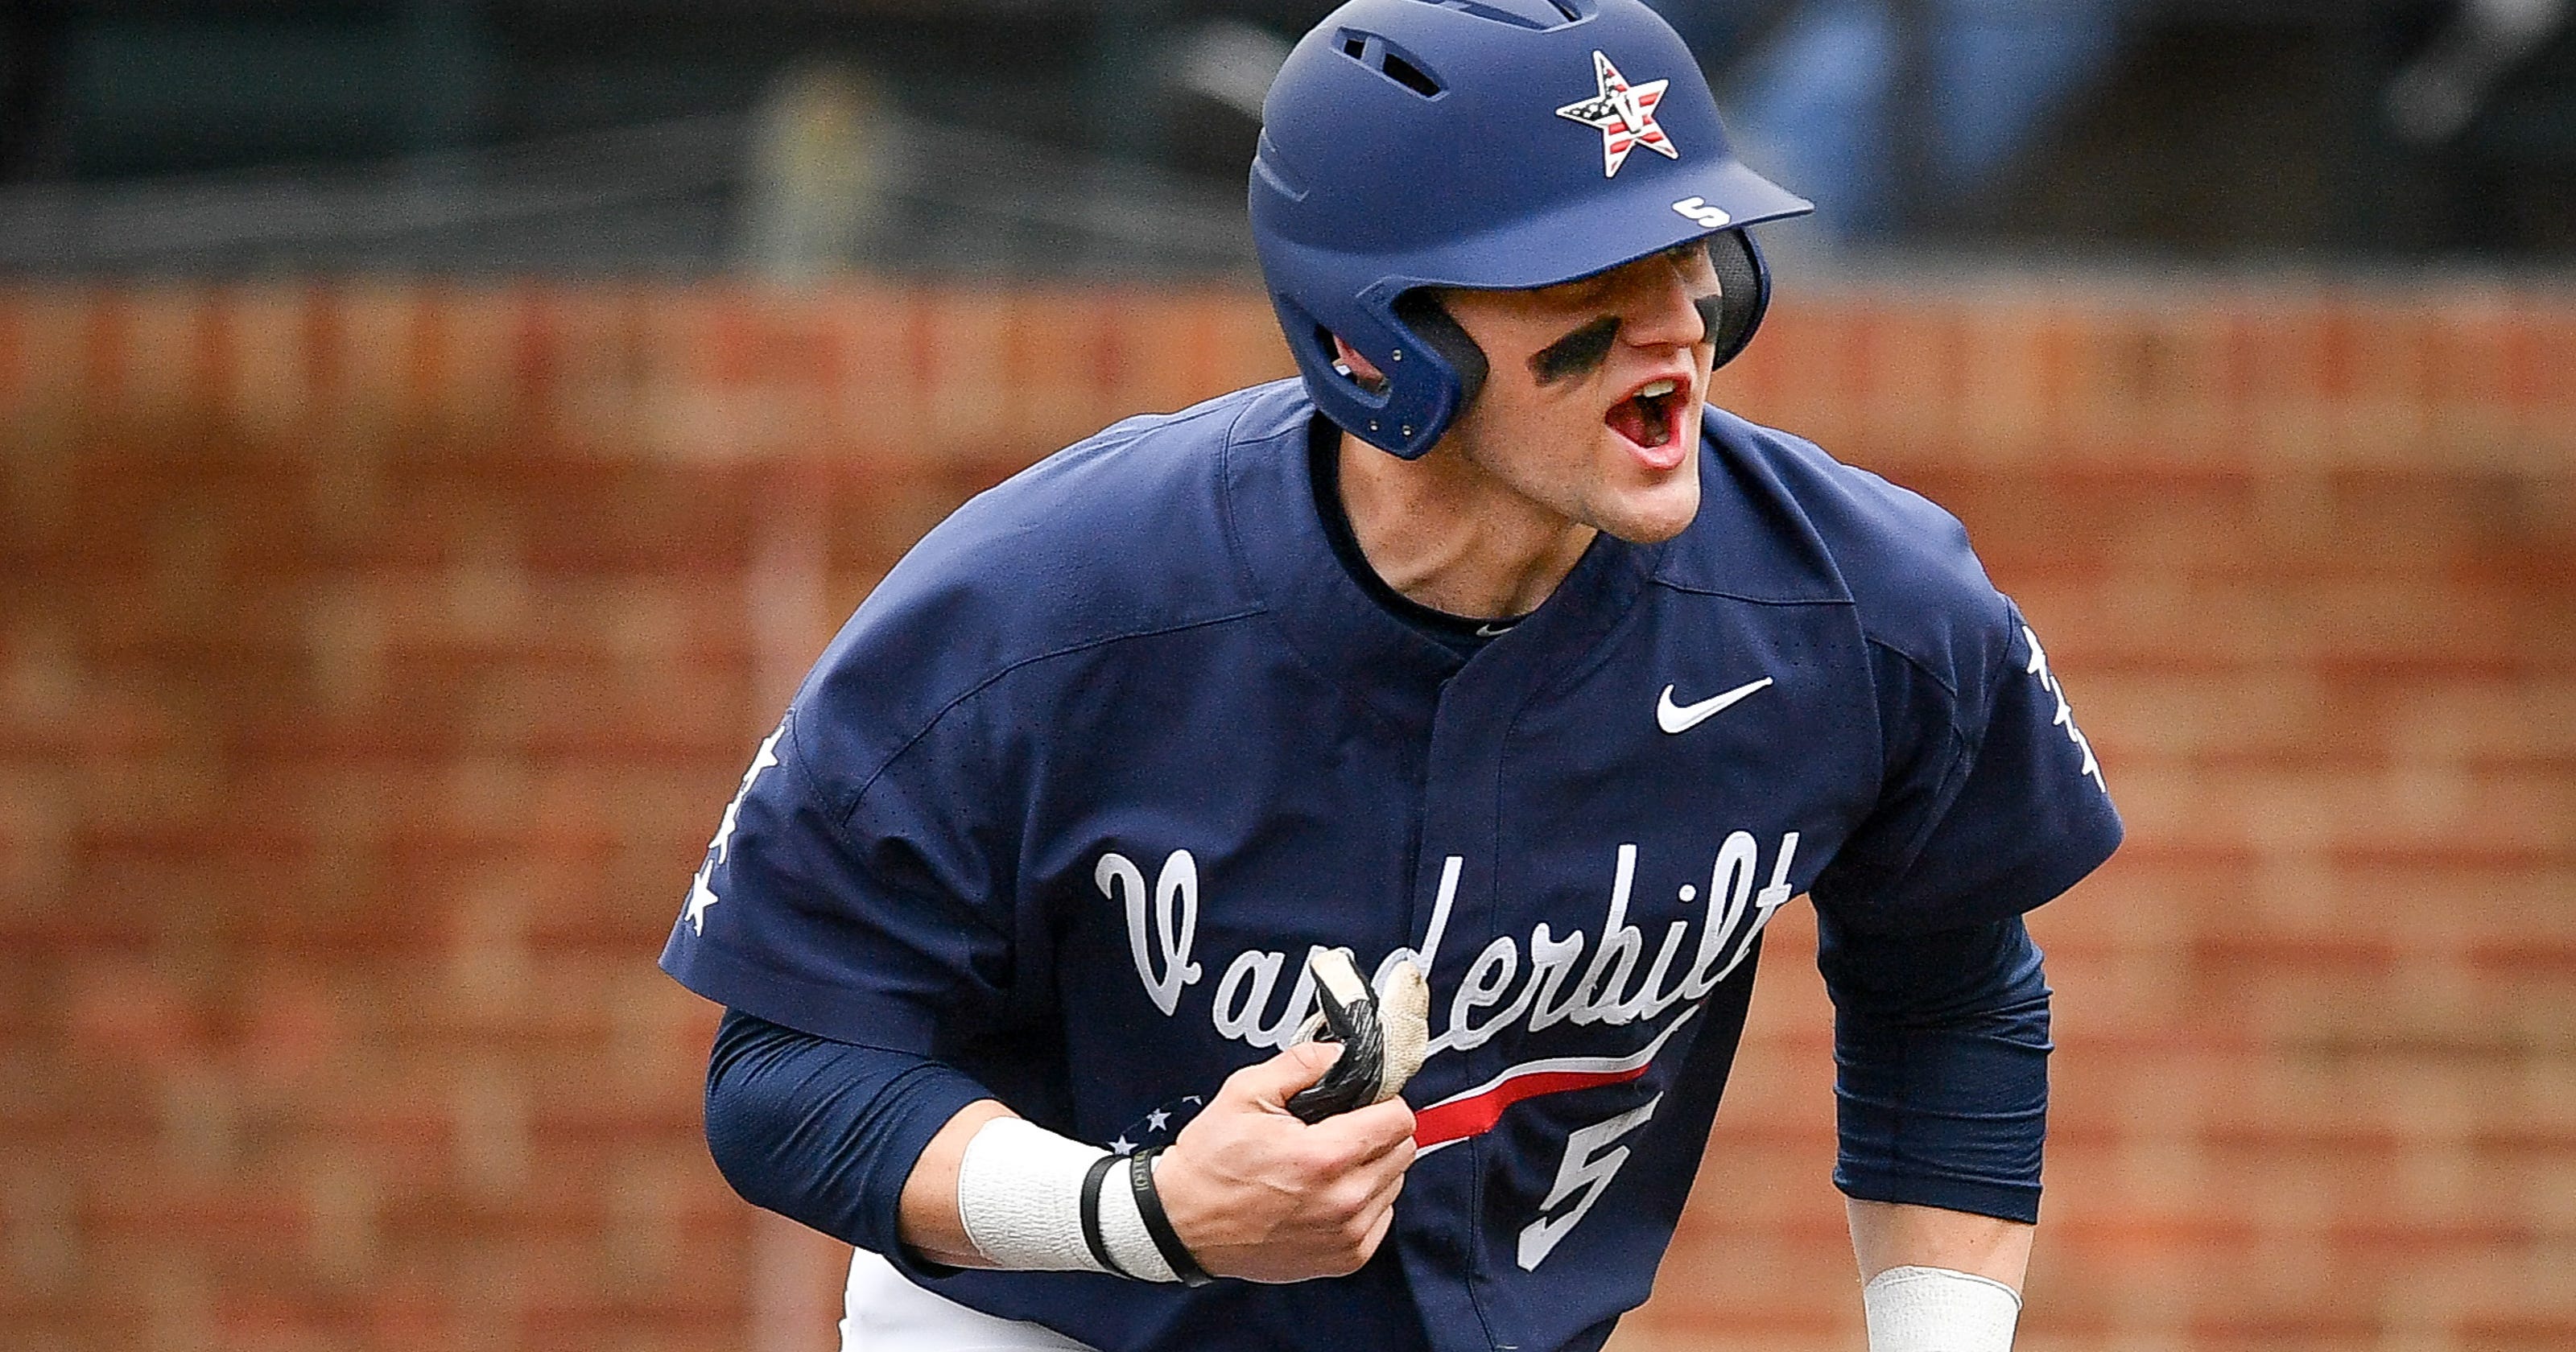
[895, 1039, 1418, 1284]
[896, 1098, 1015, 1267]
[1846, 1200, 2033, 1351]
[1822, 918, 2050, 1348]
[1845, 1198, 2032, 1290]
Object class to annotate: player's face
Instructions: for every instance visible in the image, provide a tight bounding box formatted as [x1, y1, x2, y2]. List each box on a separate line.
[1435, 243, 1721, 544]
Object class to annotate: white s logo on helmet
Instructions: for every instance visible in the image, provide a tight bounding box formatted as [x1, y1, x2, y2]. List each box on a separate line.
[1670, 197, 1732, 229]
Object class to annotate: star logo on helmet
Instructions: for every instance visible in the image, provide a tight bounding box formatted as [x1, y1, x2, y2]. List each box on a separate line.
[1555, 51, 1678, 178]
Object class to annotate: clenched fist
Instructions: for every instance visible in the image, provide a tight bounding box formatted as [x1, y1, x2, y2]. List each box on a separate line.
[1150, 1041, 1419, 1283]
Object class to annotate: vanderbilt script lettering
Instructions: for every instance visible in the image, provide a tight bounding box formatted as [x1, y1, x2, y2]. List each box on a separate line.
[1102, 834, 1801, 1059]
[1098, 848, 1203, 1016]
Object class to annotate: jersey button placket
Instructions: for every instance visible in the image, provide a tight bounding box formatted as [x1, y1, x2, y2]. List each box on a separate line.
[1404, 659, 1517, 1352]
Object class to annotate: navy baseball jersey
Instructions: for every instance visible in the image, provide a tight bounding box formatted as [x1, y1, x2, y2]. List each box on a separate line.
[661, 379, 2121, 1352]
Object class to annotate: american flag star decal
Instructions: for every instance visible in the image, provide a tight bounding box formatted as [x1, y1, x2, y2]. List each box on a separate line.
[1554, 50, 1678, 178]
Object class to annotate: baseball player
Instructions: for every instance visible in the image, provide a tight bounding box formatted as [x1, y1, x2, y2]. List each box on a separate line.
[661, 2, 2122, 1350]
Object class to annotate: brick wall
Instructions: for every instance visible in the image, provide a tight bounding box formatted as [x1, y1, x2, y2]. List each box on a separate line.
[0, 280, 2566, 1351]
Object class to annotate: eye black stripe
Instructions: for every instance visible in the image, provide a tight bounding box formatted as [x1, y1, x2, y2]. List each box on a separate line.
[1692, 293, 1724, 344]
[1528, 316, 1620, 385]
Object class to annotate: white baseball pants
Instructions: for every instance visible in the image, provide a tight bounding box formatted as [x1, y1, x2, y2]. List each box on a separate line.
[840, 1246, 1100, 1352]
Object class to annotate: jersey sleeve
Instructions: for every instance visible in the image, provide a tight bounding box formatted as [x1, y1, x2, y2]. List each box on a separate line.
[1811, 598, 2124, 934]
[1820, 913, 2053, 1222]
[658, 699, 1020, 1055]
[703, 1008, 1000, 1264]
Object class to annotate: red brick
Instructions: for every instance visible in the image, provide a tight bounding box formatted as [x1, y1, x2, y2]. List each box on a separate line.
[1748, 295, 1864, 453]
[0, 291, 89, 425]
[8, 280, 2576, 1350]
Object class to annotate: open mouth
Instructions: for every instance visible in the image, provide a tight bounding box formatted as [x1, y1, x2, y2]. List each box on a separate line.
[1606, 377, 1684, 451]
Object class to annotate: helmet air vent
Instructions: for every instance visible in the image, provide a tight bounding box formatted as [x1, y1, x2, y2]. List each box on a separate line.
[1377, 51, 1442, 97]
[1335, 31, 1448, 98]
[1418, 0, 1582, 28]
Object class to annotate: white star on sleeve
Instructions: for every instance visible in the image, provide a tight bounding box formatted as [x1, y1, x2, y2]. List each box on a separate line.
[683, 720, 788, 937]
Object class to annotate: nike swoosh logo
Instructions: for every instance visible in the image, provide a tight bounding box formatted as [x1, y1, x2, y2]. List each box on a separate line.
[1656, 677, 1774, 734]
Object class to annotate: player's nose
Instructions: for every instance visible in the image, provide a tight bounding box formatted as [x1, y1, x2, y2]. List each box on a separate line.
[1618, 258, 1711, 353]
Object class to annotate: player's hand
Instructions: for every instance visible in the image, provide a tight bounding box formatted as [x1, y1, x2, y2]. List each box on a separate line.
[1151, 1041, 1418, 1283]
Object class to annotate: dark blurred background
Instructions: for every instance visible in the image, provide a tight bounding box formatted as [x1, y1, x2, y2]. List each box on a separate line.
[2, 0, 2573, 274]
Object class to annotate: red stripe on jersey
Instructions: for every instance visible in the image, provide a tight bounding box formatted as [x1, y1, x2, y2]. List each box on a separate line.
[1414, 1063, 1653, 1147]
[1408, 1010, 1698, 1149]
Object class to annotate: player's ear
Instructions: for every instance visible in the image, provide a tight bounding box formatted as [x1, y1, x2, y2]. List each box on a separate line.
[1330, 334, 1390, 392]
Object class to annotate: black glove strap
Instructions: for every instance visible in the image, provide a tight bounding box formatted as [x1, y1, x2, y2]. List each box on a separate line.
[1128, 1145, 1215, 1287]
[1079, 1151, 1129, 1279]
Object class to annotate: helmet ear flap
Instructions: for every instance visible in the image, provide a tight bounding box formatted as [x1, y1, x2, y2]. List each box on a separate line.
[1389, 291, 1489, 414]
[1702, 229, 1773, 370]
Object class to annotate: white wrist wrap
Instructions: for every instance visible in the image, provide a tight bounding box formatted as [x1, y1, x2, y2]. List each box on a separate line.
[952, 1118, 1179, 1282]
[1863, 1265, 2022, 1352]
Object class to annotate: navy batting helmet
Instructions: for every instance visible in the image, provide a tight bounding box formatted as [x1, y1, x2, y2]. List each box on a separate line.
[1250, 0, 1812, 458]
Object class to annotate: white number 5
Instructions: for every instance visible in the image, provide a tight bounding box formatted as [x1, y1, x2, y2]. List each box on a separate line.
[1516, 1094, 1663, 1271]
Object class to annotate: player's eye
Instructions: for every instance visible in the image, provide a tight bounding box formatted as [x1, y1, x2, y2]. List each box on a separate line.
[1534, 275, 1613, 310]
[1669, 241, 1720, 283]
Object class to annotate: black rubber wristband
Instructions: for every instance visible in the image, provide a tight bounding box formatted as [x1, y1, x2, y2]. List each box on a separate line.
[1079, 1151, 1128, 1279]
[1127, 1145, 1215, 1287]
